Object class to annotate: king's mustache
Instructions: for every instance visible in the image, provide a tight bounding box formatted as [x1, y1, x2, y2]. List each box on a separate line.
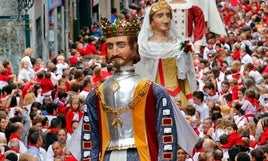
[110, 55, 127, 60]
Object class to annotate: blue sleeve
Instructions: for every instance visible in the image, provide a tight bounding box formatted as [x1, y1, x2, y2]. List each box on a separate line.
[82, 90, 100, 160]
[153, 84, 178, 160]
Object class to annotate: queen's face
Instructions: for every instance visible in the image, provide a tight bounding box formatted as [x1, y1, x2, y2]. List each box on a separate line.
[106, 36, 134, 67]
[151, 8, 171, 33]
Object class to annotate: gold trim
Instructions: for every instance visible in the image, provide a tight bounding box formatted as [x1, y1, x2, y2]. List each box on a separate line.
[106, 144, 137, 151]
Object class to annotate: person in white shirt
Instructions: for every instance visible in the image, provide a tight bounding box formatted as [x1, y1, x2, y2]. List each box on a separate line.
[193, 91, 210, 121]
[47, 64, 62, 84]
[244, 63, 263, 85]
[204, 82, 220, 104]
[21, 48, 34, 68]
[240, 43, 253, 65]
[203, 39, 216, 59]
[78, 76, 94, 101]
[55, 55, 69, 75]
[18, 61, 35, 83]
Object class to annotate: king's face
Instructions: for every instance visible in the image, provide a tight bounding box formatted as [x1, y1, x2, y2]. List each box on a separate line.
[106, 36, 134, 67]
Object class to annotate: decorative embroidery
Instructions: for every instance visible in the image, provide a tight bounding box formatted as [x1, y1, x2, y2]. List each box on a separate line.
[162, 98, 167, 107]
[82, 103, 91, 160]
[162, 152, 173, 160]
[84, 116, 89, 122]
[163, 109, 170, 115]
[163, 135, 173, 143]
[83, 141, 92, 150]
[164, 144, 173, 151]
[83, 134, 90, 140]
[83, 123, 91, 131]
[83, 105, 88, 112]
[164, 127, 172, 134]
[83, 151, 91, 158]
[162, 118, 172, 126]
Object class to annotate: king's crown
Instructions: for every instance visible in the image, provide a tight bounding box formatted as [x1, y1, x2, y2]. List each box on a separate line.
[100, 17, 140, 38]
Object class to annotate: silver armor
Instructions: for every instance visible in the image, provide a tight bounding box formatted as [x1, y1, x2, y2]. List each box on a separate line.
[102, 67, 143, 150]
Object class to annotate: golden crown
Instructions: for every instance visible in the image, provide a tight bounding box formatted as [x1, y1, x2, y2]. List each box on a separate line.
[150, 0, 172, 17]
[100, 17, 140, 38]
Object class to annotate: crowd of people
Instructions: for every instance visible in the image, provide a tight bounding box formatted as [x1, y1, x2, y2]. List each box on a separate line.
[0, 0, 267, 160]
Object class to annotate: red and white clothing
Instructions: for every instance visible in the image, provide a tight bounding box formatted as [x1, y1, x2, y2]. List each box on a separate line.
[192, 0, 226, 36]
[234, 115, 249, 128]
[0, 74, 12, 89]
[65, 109, 83, 134]
[241, 99, 258, 122]
[168, 0, 206, 48]
[205, 92, 220, 104]
[8, 133, 27, 153]
[203, 47, 216, 59]
[79, 88, 92, 101]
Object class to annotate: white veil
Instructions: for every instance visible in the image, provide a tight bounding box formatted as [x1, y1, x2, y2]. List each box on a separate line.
[137, 3, 182, 59]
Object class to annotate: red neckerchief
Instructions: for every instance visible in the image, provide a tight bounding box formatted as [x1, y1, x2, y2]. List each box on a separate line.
[213, 124, 216, 132]
[220, 91, 228, 96]
[82, 87, 91, 92]
[232, 73, 240, 80]
[10, 147, 20, 153]
[207, 46, 213, 50]
[9, 133, 20, 141]
[0, 94, 7, 99]
[28, 143, 39, 149]
[208, 90, 217, 96]
[194, 128, 200, 136]
[194, 147, 204, 154]
[246, 98, 259, 108]
[49, 127, 58, 134]
[34, 66, 41, 72]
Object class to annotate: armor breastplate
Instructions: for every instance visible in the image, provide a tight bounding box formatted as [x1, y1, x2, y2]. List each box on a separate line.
[102, 69, 143, 150]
